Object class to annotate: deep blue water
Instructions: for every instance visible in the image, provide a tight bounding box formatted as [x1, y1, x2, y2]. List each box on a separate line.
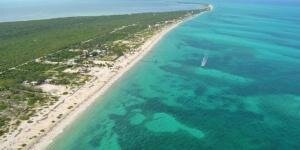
[14, 0, 298, 149]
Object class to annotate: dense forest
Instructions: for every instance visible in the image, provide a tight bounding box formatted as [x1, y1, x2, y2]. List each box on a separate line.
[0, 10, 203, 72]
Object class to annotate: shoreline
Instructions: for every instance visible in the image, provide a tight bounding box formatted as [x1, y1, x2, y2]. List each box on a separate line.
[34, 18, 192, 149]
[0, 10, 209, 150]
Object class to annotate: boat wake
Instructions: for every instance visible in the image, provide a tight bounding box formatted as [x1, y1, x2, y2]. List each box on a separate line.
[201, 55, 208, 67]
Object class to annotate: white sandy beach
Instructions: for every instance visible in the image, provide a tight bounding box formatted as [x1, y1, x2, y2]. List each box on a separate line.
[0, 11, 208, 150]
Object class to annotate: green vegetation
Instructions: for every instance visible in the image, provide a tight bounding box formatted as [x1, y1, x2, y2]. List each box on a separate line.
[0, 10, 203, 72]
[0, 9, 207, 136]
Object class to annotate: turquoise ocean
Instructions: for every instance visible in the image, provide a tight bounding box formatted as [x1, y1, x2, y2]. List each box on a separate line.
[30, 0, 300, 149]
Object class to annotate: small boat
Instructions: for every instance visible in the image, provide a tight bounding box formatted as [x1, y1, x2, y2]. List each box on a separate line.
[208, 4, 214, 11]
[201, 55, 208, 67]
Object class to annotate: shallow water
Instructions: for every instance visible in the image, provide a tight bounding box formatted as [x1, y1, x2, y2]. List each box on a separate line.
[0, 0, 200, 22]
[47, 0, 300, 149]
